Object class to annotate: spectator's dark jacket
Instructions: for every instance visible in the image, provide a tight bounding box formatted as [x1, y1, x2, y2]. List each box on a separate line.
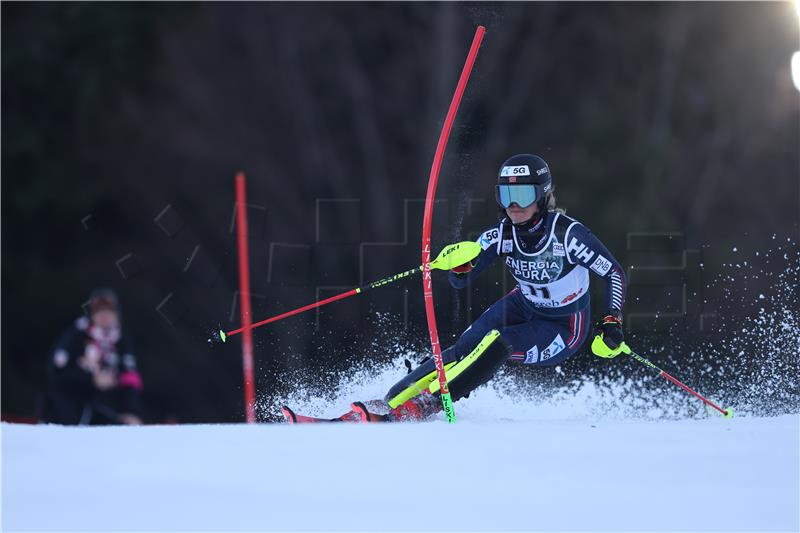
[42, 317, 143, 424]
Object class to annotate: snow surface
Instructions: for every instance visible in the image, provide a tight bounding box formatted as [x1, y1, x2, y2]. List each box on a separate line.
[2, 415, 798, 532]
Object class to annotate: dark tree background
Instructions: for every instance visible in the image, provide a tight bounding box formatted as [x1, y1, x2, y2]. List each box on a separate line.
[3, 2, 798, 423]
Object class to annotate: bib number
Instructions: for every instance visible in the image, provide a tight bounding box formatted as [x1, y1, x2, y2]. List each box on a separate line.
[531, 286, 551, 299]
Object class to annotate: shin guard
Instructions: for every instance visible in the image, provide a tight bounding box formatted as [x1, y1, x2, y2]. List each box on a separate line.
[385, 330, 511, 409]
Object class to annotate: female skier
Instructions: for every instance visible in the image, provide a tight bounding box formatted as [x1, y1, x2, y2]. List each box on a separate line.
[282, 153, 628, 423]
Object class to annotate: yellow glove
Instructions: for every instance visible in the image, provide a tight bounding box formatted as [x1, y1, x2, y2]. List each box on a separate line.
[591, 314, 629, 358]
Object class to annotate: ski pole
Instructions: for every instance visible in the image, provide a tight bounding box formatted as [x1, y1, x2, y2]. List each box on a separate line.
[591, 336, 734, 418]
[215, 241, 481, 343]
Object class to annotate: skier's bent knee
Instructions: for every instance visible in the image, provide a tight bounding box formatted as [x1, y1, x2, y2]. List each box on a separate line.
[383, 330, 512, 419]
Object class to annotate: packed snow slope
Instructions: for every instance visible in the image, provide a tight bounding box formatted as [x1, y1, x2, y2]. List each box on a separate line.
[2, 415, 798, 532]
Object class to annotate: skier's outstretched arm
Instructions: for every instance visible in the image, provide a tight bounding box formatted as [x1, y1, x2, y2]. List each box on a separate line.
[448, 228, 501, 288]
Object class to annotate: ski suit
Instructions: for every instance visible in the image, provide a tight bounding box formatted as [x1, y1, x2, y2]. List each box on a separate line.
[449, 211, 626, 365]
[382, 210, 628, 419]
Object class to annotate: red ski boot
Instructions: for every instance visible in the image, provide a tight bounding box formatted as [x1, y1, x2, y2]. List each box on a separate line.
[351, 391, 442, 423]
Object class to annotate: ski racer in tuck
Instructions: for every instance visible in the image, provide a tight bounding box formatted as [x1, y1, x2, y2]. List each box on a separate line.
[301, 154, 627, 423]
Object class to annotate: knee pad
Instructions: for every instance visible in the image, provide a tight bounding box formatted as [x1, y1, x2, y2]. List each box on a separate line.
[430, 330, 511, 402]
[385, 330, 511, 408]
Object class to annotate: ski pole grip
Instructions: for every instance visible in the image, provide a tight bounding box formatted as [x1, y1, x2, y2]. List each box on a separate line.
[591, 335, 630, 358]
[429, 241, 481, 271]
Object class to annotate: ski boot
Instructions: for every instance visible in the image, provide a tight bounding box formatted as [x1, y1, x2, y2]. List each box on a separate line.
[351, 391, 441, 423]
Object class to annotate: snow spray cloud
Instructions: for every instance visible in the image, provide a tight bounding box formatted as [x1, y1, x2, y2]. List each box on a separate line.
[259, 238, 798, 421]
[690, 236, 799, 416]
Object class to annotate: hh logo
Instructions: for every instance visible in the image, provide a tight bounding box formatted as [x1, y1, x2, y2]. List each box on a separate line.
[566, 237, 595, 263]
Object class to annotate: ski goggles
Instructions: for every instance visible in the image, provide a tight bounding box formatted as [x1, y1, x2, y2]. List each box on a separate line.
[495, 184, 540, 209]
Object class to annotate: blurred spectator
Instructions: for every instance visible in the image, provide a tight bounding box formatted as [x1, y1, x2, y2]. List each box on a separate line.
[42, 288, 143, 425]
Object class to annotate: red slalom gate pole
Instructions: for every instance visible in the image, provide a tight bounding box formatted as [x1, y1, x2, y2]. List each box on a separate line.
[422, 26, 486, 423]
[235, 172, 256, 423]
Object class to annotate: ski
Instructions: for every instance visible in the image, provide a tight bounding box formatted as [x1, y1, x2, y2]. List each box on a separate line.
[280, 403, 390, 424]
[280, 405, 333, 424]
[280, 405, 363, 424]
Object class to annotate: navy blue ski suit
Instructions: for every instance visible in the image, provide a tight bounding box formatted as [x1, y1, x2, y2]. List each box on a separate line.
[449, 211, 626, 366]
